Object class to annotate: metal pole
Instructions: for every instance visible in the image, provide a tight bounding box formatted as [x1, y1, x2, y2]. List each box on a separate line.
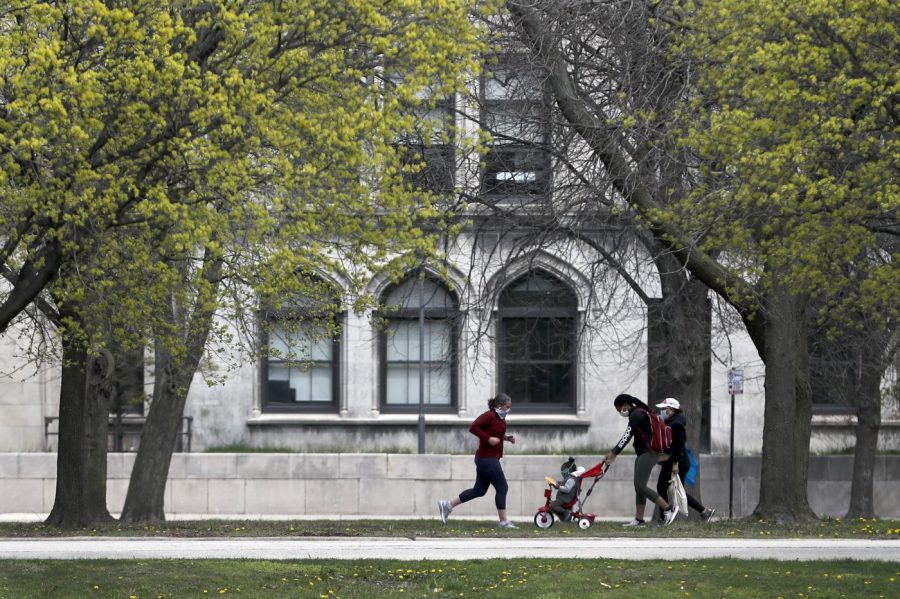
[729, 389, 735, 519]
[418, 273, 426, 454]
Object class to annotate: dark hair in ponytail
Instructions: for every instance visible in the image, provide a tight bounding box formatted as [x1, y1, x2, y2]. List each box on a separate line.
[613, 393, 649, 411]
[488, 392, 512, 409]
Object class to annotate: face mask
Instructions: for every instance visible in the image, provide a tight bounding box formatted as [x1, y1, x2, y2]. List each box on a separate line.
[496, 407, 510, 419]
[619, 408, 630, 418]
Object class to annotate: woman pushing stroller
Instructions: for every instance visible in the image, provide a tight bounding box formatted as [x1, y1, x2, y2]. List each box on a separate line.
[604, 393, 679, 527]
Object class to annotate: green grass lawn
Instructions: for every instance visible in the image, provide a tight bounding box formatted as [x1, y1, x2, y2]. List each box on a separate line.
[0, 558, 896, 598]
[0, 517, 897, 539]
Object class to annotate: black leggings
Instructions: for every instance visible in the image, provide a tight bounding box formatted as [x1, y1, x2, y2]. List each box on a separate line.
[657, 456, 705, 514]
[459, 457, 508, 510]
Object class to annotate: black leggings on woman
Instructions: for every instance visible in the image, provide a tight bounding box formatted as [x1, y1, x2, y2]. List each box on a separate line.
[657, 456, 705, 514]
[459, 457, 508, 510]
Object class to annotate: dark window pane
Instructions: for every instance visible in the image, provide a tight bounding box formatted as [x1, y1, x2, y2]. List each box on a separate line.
[502, 317, 574, 360]
[498, 271, 577, 409]
[482, 146, 549, 197]
[111, 347, 144, 416]
[400, 144, 455, 193]
[503, 362, 573, 405]
[809, 332, 856, 412]
[500, 271, 577, 307]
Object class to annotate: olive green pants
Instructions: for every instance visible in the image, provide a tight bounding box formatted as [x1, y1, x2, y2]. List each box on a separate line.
[633, 451, 660, 504]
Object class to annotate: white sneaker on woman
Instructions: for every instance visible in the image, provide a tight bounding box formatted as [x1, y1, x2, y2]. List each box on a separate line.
[663, 505, 680, 525]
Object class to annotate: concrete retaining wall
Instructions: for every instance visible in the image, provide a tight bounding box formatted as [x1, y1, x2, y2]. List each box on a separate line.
[1, 453, 898, 520]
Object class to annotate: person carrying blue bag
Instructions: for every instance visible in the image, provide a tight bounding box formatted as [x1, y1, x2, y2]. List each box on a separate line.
[654, 398, 716, 523]
[684, 446, 699, 488]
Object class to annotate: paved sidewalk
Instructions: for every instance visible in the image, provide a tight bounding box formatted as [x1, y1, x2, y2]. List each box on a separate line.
[1, 537, 897, 561]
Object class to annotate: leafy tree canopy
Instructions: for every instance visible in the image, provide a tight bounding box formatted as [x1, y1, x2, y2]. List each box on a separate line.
[672, 0, 898, 322]
[0, 0, 486, 354]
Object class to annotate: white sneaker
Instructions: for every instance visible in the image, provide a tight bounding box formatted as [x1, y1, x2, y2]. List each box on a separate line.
[702, 508, 716, 523]
[437, 500, 452, 524]
[622, 518, 645, 527]
[663, 505, 680, 525]
[498, 520, 518, 529]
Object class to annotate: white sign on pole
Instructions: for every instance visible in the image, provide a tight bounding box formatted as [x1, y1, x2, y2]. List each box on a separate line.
[728, 368, 744, 395]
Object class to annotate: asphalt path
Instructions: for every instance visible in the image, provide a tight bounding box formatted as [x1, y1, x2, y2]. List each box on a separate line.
[0, 537, 898, 561]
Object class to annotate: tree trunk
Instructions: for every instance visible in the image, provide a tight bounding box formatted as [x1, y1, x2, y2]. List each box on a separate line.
[46, 323, 115, 527]
[120, 257, 220, 523]
[119, 344, 193, 523]
[753, 287, 815, 522]
[847, 342, 884, 518]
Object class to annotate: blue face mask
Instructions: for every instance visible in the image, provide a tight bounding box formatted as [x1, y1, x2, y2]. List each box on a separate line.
[495, 407, 510, 419]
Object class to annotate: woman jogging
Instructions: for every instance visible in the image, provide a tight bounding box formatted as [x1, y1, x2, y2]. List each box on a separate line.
[438, 393, 518, 528]
[604, 393, 679, 527]
[654, 397, 716, 522]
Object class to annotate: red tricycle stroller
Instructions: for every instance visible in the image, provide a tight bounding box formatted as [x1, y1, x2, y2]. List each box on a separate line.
[533, 461, 610, 529]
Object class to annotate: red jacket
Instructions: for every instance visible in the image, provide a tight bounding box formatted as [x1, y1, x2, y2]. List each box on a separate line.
[469, 409, 508, 459]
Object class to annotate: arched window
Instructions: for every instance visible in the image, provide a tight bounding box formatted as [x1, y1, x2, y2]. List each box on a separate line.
[261, 277, 342, 412]
[497, 271, 577, 411]
[380, 273, 458, 412]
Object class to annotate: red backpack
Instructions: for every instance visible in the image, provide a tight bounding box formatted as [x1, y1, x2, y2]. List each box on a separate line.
[639, 408, 673, 453]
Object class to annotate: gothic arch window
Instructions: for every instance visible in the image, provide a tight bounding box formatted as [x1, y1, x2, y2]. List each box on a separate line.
[260, 277, 342, 412]
[497, 270, 577, 411]
[379, 273, 459, 412]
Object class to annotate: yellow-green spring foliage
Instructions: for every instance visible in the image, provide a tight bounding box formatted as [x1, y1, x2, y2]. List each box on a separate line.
[675, 0, 898, 318]
[0, 0, 486, 349]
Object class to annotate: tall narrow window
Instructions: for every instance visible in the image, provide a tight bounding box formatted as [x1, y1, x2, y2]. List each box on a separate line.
[380, 274, 458, 412]
[261, 279, 341, 412]
[110, 344, 145, 416]
[497, 271, 576, 411]
[398, 93, 456, 193]
[809, 332, 858, 414]
[481, 55, 551, 200]
[390, 73, 456, 194]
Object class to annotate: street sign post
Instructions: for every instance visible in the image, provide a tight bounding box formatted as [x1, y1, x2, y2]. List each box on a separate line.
[727, 367, 744, 518]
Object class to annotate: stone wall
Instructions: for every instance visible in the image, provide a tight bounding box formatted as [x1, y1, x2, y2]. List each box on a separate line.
[1, 453, 898, 520]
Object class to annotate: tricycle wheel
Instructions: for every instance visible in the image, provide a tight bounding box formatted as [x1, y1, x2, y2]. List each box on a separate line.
[534, 511, 554, 529]
[578, 517, 591, 529]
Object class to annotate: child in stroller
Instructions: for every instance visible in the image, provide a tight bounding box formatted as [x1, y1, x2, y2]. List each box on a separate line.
[534, 457, 609, 529]
[550, 457, 583, 521]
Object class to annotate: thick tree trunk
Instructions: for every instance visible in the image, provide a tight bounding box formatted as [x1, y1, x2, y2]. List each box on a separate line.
[120, 257, 220, 523]
[119, 345, 193, 523]
[847, 342, 884, 518]
[753, 287, 815, 522]
[46, 325, 115, 527]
